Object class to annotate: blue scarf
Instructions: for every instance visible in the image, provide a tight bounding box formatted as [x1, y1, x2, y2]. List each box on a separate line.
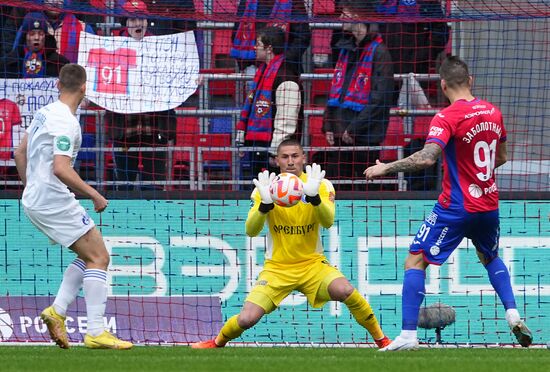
[230, 0, 292, 60]
[236, 54, 285, 141]
[327, 36, 382, 112]
[377, 0, 420, 16]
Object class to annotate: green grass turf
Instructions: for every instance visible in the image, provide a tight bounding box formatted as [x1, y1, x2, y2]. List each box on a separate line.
[0, 346, 548, 372]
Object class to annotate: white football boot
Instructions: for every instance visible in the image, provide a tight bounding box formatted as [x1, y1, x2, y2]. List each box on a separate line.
[378, 335, 419, 352]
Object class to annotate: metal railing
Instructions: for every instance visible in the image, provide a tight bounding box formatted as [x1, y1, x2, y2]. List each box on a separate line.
[1, 72, 441, 191]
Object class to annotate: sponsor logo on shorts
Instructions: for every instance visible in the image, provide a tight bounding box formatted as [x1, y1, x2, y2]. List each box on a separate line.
[56, 136, 71, 152]
[435, 227, 449, 246]
[425, 211, 438, 226]
[328, 192, 335, 203]
[82, 213, 90, 225]
[255, 280, 268, 286]
[430, 245, 440, 256]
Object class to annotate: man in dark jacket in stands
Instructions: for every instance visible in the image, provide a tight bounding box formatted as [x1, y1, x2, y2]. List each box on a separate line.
[322, 0, 394, 191]
[0, 12, 69, 78]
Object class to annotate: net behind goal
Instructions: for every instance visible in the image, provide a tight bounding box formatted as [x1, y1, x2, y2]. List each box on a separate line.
[0, 0, 548, 346]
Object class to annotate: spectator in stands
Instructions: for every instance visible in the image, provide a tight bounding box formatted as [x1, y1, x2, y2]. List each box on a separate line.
[377, 0, 449, 105]
[0, 12, 69, 78]
[322, 0, 393, 190]
[41, 0, 96, 63]
[235, 26, 303, 182]
[106, 0, 176, 191]
[1, 6, 32, 58]
[377, 1, 449, 191]
[144, 0, 197, 35]
[231, 0, 311, 74]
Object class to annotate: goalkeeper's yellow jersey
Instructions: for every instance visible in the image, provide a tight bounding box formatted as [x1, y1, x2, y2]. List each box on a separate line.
[247, 173, 336, 268]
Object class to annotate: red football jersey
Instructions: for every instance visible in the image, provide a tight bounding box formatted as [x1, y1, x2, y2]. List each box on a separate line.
[425, 98, 507, 213]
[87, 48, 137, 95]
[0, 99, 22, 160]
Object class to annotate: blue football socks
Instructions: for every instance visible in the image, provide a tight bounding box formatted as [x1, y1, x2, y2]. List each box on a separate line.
[485, 257, 517, 310]
[402, 268, 426, 331]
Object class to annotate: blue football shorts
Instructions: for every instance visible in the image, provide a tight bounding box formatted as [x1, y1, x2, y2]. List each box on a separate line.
[409, 202, 500, 265]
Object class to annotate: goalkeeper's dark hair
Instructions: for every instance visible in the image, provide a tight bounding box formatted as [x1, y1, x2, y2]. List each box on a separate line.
[277, 138, 303, 153]
[257, 26, 286, 56]
[440, 56, 471, 89]
[59, 64, 86, 93]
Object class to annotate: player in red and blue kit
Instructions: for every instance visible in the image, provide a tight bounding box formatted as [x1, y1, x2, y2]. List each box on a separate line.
[364, 56, 533, 351]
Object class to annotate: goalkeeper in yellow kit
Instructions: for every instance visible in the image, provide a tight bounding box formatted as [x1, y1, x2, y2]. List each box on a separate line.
[192, 139, 390, 348]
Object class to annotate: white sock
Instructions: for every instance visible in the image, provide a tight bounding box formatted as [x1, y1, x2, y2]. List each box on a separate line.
[53, 258, 86, 316]
[400, 330, 418, 340]
[83, 269, 108, 337]
[505, 308, 521, 327]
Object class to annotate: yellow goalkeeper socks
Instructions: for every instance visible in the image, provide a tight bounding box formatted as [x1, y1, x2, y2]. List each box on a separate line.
[215, 315, 245, 346]
[344, 289, 385, 341]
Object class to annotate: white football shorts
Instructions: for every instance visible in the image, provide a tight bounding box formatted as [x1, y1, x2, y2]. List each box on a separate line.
[24, 199, 96, 248]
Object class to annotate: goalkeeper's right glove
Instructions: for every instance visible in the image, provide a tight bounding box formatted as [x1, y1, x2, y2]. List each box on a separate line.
[253, 170, 276, 213]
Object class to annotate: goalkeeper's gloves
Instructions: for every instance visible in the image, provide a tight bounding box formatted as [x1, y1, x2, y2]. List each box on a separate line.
[303, 163, 325, 206]
[253, 170, 276, 213]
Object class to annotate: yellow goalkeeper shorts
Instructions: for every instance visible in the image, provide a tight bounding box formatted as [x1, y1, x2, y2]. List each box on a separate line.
[245, 258, 344, 313]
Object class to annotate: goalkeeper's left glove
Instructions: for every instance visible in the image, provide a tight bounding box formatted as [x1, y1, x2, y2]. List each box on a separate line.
[253, 170, 276, 213]
[303, 163, 325, 205]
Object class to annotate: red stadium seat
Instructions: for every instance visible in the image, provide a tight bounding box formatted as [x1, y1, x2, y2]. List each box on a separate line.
[310, 68, 333, 107]
[196, 133, 232, 188]
[308, 115, 328, 161]
[380, 116, 406, 162]
[173, 108, 200, 183]
[201, 68, 236, 97]
[312, 0, 335, 67]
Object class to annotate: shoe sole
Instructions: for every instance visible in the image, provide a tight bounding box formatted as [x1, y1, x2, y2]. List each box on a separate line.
[85, 341, 133, 350]
[512, 324, 533, 347]
[379, 343, 419, 352]
[40, 313, 69, 349]
[190, 343, 219, 349]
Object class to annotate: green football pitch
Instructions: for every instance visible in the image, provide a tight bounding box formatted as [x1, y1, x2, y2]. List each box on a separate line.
[0, 346, 549, 372]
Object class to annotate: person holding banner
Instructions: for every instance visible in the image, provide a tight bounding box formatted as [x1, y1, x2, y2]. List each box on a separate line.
[14, 64, 133, 349]
[106, 0, 177, 191]
[0, 12, 69, 78]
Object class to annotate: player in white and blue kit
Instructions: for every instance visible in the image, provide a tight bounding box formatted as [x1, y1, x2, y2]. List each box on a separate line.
[14, 64, 132, 350]
[365, 56, 532, 350]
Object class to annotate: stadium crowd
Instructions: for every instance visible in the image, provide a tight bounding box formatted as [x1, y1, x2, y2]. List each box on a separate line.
[0, 0, 450, 191]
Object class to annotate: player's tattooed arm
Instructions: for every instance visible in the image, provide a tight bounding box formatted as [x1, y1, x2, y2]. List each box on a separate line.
[385, 143, 442, 174]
